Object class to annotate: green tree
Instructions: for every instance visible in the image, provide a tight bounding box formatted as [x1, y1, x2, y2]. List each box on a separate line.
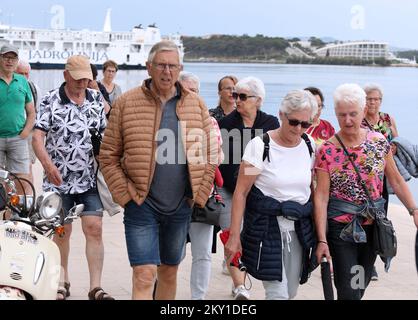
[309, 37, 326, 48]
[182, 35, 290, 61]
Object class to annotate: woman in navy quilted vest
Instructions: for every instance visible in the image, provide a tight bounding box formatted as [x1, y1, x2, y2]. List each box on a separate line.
[225, 90, 318, 300]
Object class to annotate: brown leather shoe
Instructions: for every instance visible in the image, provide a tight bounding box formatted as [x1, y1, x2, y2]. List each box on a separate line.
[88, 287, 115, 300]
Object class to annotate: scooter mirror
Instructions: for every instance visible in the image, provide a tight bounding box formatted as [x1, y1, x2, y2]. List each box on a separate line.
[65, 204, 84, 222]
[0, 169, 9, 180]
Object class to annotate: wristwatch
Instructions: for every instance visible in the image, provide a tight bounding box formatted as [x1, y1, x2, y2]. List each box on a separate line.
[408, 208, 418, 216]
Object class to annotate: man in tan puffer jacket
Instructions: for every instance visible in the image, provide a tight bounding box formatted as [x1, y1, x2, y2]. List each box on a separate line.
[99, 41, 217, 300]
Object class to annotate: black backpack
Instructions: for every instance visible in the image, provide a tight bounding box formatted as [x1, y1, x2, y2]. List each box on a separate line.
[90, 128, 102, 157]
[262, 132, 313, 162]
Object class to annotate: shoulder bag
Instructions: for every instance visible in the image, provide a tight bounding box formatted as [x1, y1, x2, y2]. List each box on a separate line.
[191, 184, 224, 226]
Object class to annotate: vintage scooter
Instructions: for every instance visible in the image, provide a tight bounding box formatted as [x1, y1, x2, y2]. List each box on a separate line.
[0, 169, 83, 300]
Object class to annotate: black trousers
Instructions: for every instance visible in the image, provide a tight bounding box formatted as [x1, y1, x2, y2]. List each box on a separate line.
[327, 220, 377, 300]
[415, 231, 418, 273]
[382, 178, 389, 214]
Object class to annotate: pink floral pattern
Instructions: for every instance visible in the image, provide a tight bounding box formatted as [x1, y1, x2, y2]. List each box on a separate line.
[315, 131, 390, 205]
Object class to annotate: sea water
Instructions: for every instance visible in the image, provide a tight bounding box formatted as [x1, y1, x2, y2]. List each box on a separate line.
[31, 62, 418, 203]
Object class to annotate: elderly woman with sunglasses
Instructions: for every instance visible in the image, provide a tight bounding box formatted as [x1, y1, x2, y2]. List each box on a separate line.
[218, 76, 279, 299]
[314, 83, 418, 300]
[225, 90, 318, 300]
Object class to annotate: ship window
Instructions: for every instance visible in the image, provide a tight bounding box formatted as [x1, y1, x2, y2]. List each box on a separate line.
[39, 41, 55, 50]
[131, 45, 141, 52]
[64, 42, 73, 50]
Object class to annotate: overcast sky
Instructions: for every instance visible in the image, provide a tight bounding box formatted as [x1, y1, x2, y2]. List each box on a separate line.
[1, 0, 417, 49]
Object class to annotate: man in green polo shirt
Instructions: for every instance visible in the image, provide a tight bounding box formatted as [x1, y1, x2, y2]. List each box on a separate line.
[0, 44, 35, 194]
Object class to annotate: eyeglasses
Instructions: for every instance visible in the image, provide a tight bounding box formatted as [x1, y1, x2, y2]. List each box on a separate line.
[221, 86, 235, 92]
[1, 55, 18, 62]
[285, 114, 312, 129]
[366, 97, 382, 102]
[232, 92, 257, 101]
[152, 63, 181, 71]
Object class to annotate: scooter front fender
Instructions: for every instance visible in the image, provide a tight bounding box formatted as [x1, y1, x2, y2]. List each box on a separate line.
[0, 222, 61, 300]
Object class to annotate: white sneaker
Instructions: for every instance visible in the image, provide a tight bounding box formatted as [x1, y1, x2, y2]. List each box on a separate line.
[232, 285, 250, 300]
[222, 259, 230, 275]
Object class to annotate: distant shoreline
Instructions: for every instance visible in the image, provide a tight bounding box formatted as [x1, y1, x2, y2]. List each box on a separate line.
[184, 58, 418, 68]
[184, 58, 287, 64]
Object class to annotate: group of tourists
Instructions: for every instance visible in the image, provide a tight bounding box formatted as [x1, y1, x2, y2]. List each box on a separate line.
[1, 39, 417, 301]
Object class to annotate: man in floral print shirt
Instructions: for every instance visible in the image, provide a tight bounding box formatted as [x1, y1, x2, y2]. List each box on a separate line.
[32, 55, 113, 300]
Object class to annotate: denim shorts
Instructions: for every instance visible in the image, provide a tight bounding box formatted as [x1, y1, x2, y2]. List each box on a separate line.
[123, 199, 191, 266]
[0, 136, 30, 174]
[61, 188, 103, 223]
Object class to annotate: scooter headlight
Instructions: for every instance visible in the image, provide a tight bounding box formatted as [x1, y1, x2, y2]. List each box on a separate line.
[37, 192, 62, 220]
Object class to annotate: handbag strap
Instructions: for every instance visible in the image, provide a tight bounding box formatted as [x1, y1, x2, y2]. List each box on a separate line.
[363, 118, 375, 132]
[334, 134, 374, 205]
[212, 182, 219, 196]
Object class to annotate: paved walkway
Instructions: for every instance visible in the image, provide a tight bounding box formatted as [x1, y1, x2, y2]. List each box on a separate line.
[32, 161, 418, 300]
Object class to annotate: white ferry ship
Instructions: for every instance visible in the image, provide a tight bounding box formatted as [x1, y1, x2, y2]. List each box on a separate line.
[0, 9, 184, 69]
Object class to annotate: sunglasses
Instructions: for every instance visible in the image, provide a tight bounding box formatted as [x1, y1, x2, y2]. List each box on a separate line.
[232, 92, 256, 101]
[285, 114, 311, 129]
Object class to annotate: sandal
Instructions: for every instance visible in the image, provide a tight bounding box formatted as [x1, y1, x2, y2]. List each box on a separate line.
[88, 287, 115, 300]
[64, 282, 70, 297]
[56, 286, 67, 300]
[56, 282, 70, 300]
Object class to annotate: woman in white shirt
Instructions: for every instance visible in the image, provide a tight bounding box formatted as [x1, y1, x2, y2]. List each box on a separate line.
[225, 90, 318, 300]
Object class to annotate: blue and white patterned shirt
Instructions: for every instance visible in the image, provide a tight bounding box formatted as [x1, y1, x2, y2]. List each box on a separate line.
[35, 83, 106, 194]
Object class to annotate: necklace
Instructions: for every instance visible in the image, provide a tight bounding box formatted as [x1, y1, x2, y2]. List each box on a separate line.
[365, 114, 380, 126]
[337, 130, 367, 148]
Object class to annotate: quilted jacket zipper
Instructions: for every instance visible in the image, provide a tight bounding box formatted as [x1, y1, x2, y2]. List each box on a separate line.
[256, 241, 263, 271]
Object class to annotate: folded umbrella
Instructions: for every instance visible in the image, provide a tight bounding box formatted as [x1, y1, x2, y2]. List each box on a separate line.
[320, 257, 334, 300]
[415, 231, 418, 273]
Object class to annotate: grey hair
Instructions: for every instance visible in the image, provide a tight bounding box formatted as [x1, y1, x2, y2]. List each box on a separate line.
[280, 90, 318, 120]
[179, 71, 200, 90]
[17, 59, 31, 70]
[235, 76, 266, 104]
[147, 40, 182, 64]
[363, 83, 383, 98]
[334, 83, 366, 111]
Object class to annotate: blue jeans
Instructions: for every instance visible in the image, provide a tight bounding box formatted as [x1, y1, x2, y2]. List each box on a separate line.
[124, 199, 191, 266]
[61, 188, 103, 222]
[327, 219, 376, 300]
